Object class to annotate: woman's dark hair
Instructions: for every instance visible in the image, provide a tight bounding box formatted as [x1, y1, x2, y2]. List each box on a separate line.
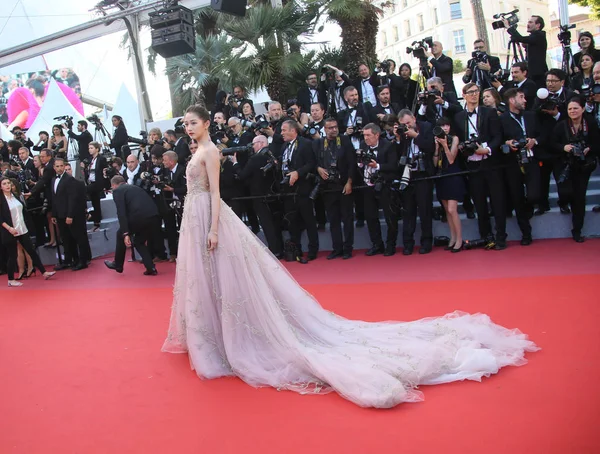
[215, 90, 227, 105]
[580, 53, 595, 64]
[567, 95, 586, 108]
[26, 76, 46, 97]
[579, 31, 596, 51]
[0, 176, 14, 191]
[112, 115, 125, 128]
[52, 124, 65, 136]
[400, 63, 412, 73]
[185, 104, 210, 122]
[239, 100, 255, 116]
[436, 117, 452, 127]
[8, 140, 22, 153]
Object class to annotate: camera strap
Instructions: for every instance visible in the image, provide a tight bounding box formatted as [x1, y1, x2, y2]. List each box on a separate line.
[569, 118, 588, 138]
[466, 114, 480, 137]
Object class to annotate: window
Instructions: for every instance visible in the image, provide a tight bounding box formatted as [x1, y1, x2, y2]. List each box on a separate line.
[450, 2, 462, 20]
[453, 29, 466, 54]
[434, 8, 439, 25]
[417, 14, 424, 31]
[404, 20, 411, 37]
[393, 25, 399, 42]
[382, 31, 388, 47]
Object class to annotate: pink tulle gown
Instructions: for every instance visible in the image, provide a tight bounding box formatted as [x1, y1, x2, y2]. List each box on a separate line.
[161, 151, 539, 408]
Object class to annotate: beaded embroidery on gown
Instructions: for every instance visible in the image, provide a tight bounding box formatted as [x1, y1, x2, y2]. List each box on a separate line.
[161, 151, 539, 408]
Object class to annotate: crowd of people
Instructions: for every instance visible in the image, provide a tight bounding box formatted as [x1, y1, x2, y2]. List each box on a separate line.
[1, 15, 599, 283]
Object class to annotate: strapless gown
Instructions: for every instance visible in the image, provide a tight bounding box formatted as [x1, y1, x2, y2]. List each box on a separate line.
[162, 151, 539, 408]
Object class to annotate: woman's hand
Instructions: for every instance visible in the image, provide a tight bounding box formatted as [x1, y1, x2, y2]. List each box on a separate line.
[564, 144, 574, 153]
[208, 231, 218, 251]
[9, 227, 18, 236]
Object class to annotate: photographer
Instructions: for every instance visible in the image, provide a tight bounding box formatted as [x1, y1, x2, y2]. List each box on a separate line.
[297, 72, 327, 114]
[505, 15, 548, 88]
[302, 102, 326, 140]
[416, 77, 463, 125]
[232, 135, 284, 258]
[454, 83, 506, 249]
[313, 118, 356, 259]
[122, 155, 143, 186]
[551, 96, 599, 242]
[27, 149, 57, 248]
[353, 63, 379, 106]
[67, 120, 93, 162]
[499, 88, 537, 245]
[160, 151, 187, 262]
[398, 64, 418, 110]
[17, 147, 35, 174]
[163, 129, 190, 164]
[494, 62, 537, 110]
[81, 141, 109, 232]
[396, 110, 435, 255]
[261, 101, 286, 158]
[370, 85, 401, 121]
[48, 125, 67, 159]
[104, 115, 128, 159]
[428, 41, 457, 95]
[279, 120, 319, 262]
[320, 64, 351, 114]
[11, 127, 33, 150]
[32, 131, 49, 153]
[359, 123, 398, 256]
[226, 86, 253, 117]
[463, 39, 502, 90]
[218, 145, 245, 219]
[337, 86, 373, 149]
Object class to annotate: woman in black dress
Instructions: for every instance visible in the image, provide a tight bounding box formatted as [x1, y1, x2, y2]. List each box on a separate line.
[570, 54, 594, 93]
[104, 115, 128, 159]
[48, 124, 67, 159]
[552, 96, 599, 242]
[433, 117, 465, 252]
[572, 31, 600, 73]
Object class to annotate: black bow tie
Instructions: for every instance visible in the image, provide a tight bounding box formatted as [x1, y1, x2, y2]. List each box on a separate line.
[369, 147, 377, 151]
[467, 110, 477, 117]
[56, 174, 62, 179]
[348, 107, 356, 112]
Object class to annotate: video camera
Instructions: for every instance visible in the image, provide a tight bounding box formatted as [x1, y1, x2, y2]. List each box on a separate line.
[406, 37, 434, 59]
[558, 23, 576, 46]
[377, 60, 392, 73]
[54, 115, 73, 129]
[86, 113, 104, 127]
[492, 9, 519, 30]
[221, 144, 253, 157]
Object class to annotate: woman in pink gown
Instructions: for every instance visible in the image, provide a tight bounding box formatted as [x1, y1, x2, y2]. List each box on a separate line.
[161, 105, 539, 408]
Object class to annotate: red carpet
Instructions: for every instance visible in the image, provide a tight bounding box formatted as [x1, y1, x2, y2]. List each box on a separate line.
[0, 238, 599, 454]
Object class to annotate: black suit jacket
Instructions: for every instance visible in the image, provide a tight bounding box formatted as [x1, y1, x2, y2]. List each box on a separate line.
[369, 102, 402, 118]
[297, 86, 327, 114]
[507, 28, 548, 78]
[236, 148, 277, 196]
[162, 164, 187, 203]
[499, 110, 541, 161]
[551, 115, 600, 162]
[417, 92, 463, 125]
[359, 138, 399, 182]
[220, 159, 244, 200]
[499, 78, 538, 111]
[0, 194, 31, 245]
[353, 72, 380, 105]
[30, 159, 56, 199]
[113, 183, 159, 234]
[84, 155, 110, 190]
[110, 125, 128, 158]
[51, 173, 79, 219]
[121, 167, 143, 186]
[282, 137, 316, 196]
[312, 135, 356, 184]
[454, 106, 503, 164]
[337, 104, 372, 135]
[67, 129, 93, 161]
[21, 158, 36, 175]
[174, 139, 191, 164]
[430, 54, 456, 94]
[396, 121, 436, 176]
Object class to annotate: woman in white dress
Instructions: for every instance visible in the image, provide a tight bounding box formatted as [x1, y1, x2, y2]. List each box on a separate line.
[162, 105, 539, 408]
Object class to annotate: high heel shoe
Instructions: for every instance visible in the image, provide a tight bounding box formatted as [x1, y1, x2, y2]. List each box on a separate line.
[451, 243, 463, 253]
[8, 280, 23, 287]
[26, 268, 36, 278]
[444, 243, 456, 251]
[15, 270, 26, 281]
[43, 271, 56, 280]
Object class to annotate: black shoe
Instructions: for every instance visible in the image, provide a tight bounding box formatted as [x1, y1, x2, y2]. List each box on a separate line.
[534, 208, 547, 216]
[402, 246, 414, 256]
[572, 231, 584, 243]
[593, 205, 600, 213]
[451, 243, 463, 253]
[520, 237, 533, 246]
[104, 260, 123, 273]
[355, 219, 365, 228]
[307, 252, 318, 261]
[494, 241, 507, 250]
[419, 246, 432, 255]
[327, 251, 343, 260]
[144, 267, 158, 276]
[295, 255, 308, 264]
[343, 251, 353, 260]
[466, 211, 476, 219]
[444, 243, 456, 251]
[365, 246, 384, 256]
[71, 263, 88, 271]
[559, 205, 571, 214]
[383, 246, 396, 256]
[54, 263, 72, 271]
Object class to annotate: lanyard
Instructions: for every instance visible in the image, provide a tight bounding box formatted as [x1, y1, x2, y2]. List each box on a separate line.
[510, 113, 527, 137]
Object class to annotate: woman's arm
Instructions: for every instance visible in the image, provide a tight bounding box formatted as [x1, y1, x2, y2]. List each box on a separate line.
[446, 135, 459, 165]
[204, 144, 221, 251]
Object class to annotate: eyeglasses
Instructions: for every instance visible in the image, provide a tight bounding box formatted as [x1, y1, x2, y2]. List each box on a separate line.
[464, 89, 480, 95]
[546, 78, 561, 83]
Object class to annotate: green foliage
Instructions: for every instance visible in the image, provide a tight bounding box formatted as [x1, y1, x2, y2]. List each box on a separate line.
[570, 0, 600, 17]
[453, 59, 465, 74]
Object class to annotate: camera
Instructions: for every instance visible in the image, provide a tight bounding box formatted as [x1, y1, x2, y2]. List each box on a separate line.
[377, 60, 391, 73]
[492, 9, 519, 30]
[535, 88, 563, 112]
[86, 113, 103, 127]
[417, 89, 441, 104]
[357, 148, 377, 167]
[260, 149, 278, 174]
[459, 135, 481, 157]
[54, 115, 73, 129]
[558, 140, 588, 184]
[321, 65, 336, 79]
[406, 36, 434, 59]
[558, 23, 576, 46]
[302, 122, 321, 137]
[127, 130, 149, 147]
[221, 144, 253, 157]
[173, 118, 185, 135]
[348, 116, 364, 137]
[432, 126, 446, 140]
[501, 137, 530, 164]
[579, 83, 600, 98]
[240, 117, 271, 132]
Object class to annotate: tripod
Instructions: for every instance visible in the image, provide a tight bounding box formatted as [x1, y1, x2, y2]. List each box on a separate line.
[411, 57, 431, 113]
[558, 24, 576, 80]
[503, 39, 525, 73]
[91, 121, 113, 155]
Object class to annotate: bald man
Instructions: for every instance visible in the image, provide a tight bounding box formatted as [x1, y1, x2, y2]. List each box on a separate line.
[428, 41, 456, 94]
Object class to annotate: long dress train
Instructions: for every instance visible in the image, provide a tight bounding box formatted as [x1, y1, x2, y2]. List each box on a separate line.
[162, 152, 539, 408]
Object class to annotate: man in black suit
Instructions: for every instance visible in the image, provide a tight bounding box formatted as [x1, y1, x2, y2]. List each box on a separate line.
[320, 64, 351, 114]
[160, 150, 187, 262]
[370, 85, 401, 121]
[122, 154, 143, 186]
[51, 158, 91, 271]
[297, 72, 327, 114]
[280, 120, 319, 262]
[314, 118, 356, 259]
[416, 76, 463, 125]
[164, 129, 190, 164]
[360, 123, 399, 256]
[396, 110, 435, 255]
[17, 147, 35, 175]
[337, 86, 373, 149]
[463, 39, 502, 90]
[428, 41, 456, 94]
[105, 176, 158, 275]
[505, 15, 548, 88]
[353, 63, 379, 107]
[494, 62, 538, 110]
[261, 101, 286, 158]
[499, 88, 536, 245]
[454, 83, 507, 249]
[232, 135, 284, 257]
[67, 120, 93, 162]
